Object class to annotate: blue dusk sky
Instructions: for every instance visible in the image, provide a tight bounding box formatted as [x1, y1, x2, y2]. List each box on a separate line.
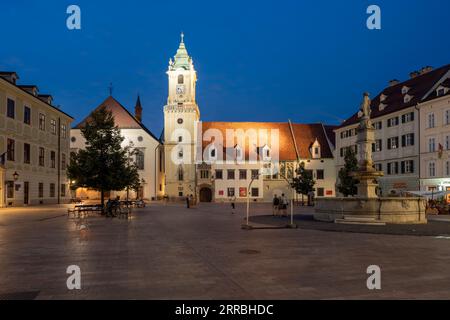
[1, 0, 449, 136]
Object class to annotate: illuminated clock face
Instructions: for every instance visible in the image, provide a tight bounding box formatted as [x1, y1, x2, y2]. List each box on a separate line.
[176, 85, 185, 95]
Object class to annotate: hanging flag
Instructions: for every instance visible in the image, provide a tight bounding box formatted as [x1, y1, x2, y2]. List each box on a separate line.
[438, 143, 444, 159]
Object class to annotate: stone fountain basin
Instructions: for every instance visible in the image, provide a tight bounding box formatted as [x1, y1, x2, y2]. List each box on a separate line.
[314, 197, 427, 224]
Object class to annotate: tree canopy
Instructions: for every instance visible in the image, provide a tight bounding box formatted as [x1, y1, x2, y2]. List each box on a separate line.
[337, 147, 359, 197]
[67, 106, 140, 206]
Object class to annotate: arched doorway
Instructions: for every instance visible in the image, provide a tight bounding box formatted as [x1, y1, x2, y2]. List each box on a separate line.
[199, 187, 212, 202]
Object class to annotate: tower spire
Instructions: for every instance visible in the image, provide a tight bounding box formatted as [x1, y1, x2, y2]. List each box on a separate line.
[135, 94, 142, 122]
[180, 32, 184, 44]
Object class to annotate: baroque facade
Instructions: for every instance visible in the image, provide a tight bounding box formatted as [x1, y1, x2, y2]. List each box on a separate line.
[0, 71, 73, 207]
[336, 64, 450, 197]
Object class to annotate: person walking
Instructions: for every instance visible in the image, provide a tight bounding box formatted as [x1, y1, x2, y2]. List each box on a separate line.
[230, 195, 236, 214]
[280, 193, 288, 217]
[186, 195, 190, 209]
[272, 194, 280, 216]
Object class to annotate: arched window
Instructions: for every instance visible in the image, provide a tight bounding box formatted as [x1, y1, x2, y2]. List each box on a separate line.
[178, 74, 184, 84]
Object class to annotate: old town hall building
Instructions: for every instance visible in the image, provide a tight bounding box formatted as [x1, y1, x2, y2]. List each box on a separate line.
[162, 35, 336, 202]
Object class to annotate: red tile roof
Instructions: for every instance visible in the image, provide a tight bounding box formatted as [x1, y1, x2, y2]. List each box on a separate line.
[74, 96, 159, 141]
[340, 64, 450, 128]
[201, 121, 335, 160]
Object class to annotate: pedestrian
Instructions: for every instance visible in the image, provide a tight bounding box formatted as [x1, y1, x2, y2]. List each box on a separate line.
[230, 195, 236, 214]
[280, 193, 288, 217]
[186, 195, 190, 209]
[272, 194, 280, 216]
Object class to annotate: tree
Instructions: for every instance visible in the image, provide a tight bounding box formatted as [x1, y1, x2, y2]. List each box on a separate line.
[291, 161, 315, 205]
[67, 106, 140, 210]
[337, 147, 359, 197]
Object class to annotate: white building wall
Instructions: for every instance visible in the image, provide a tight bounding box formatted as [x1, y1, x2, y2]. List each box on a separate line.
[70, 128, 162, 200]
[335, 106, 420, 195]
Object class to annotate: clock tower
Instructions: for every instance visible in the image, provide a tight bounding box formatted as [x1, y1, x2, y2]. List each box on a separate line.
[163, 33, 200, 199]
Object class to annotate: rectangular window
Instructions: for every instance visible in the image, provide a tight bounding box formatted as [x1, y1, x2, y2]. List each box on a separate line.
[428, 113, 435, 128]
[374, 163, 383, 171]
[39, 113, 46, 131]
[50, 183, 55, 197]
[387, 137, 399, 150]
[200, 170, 209, 179]
[239, 170, 247, 180]
[429, 138, 436, 152]
[24, 143, 31, 164]
[251, 188, 259, 197]
[6, 181, 14, 198]
[24, 106, 31, 125]
[38, 183, 44, 198]
[317, 188, 324, 197]
[251, 169, 259, 179]
[7, 138, 15, 161]
[227, 188, 235, 197]
[372, 139, 382, 152]
[215, 170, 223, 179]
[50, 151, 56, 168]
[50, 119, 56, 135]
[387, 116, 399, 127]
[39, 147, 45, 166]
[61, 124, 67, 138]
[316, 169, 324, 180]
[401, 133, 415, 147]
[401, 112, 415, 123]
[61, 184, 66, 197]
[401, 160, 414, 174]
[446, 136, 450, 150]
[446, 110, 450, 125]
[429, 162, 436, 177]
[7, 98, 15, 118]
[446, 161, 450, 176]
[373, 121, 382, 130]
[227, 170, 235, 180]
[387, 162, 399, 175]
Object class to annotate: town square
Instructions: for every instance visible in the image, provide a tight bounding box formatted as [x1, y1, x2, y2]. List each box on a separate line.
[1, 0, 450, 305]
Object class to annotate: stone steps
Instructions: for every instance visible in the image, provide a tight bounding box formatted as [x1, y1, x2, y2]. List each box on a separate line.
[335, 215, 386, 226]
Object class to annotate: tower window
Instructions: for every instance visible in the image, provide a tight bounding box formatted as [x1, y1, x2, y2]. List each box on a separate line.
[178, 75, 184, 84]
[178, 136, 183, 143]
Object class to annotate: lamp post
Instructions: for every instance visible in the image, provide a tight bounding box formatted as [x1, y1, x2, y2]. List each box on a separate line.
[13, 171, 19, 181]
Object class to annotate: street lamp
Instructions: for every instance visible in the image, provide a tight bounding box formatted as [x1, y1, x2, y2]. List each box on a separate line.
[12, 171, 19, 181]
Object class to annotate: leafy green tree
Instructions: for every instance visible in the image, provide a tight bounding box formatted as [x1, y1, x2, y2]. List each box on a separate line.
[291, 161, 315, 205]
[67, 106, 140, 209]
[337, 147, 359, 197]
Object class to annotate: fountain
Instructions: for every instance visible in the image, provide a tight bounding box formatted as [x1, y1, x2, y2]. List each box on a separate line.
[314, 93, 427, 225]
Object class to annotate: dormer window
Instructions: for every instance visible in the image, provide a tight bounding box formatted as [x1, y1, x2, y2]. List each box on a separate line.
[402, 86, 410, 95]
[404, 94, 413, 103]
[437, 86, 447, 97]
[311, 139, 321, 159]
[235, 145, 242, 161]
[380, 94, 387, 102]
[379, 103, 386, 111]
[261, 145, 271, 161]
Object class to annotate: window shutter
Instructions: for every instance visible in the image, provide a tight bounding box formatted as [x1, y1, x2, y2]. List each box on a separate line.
[402, 135, 406, 147]
[411, 112, 415, 121]
[410, 160, 414, 173]
[401, 161, 405, 174]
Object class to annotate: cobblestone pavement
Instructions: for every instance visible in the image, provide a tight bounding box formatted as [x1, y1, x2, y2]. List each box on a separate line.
[1, 202, 450, 299]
